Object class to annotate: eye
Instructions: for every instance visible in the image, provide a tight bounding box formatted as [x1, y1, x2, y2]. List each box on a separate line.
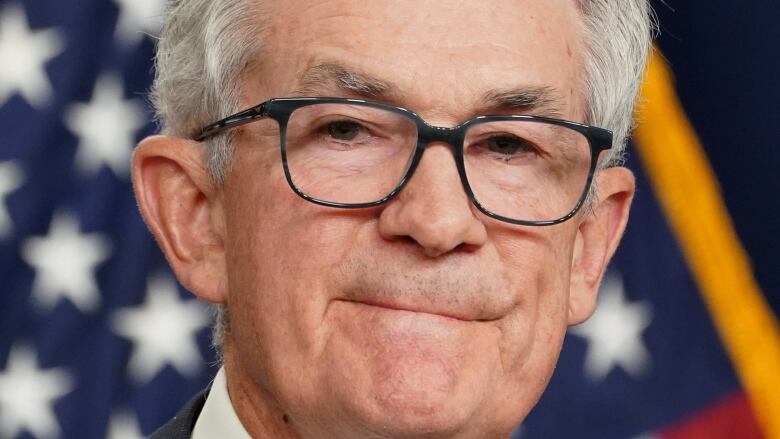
[324, 120, 365, 141]
[484, 135, 538, 156]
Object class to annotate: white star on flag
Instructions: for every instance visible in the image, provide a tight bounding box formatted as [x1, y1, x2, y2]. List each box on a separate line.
[64, 74, 147, 178]
[0, 160, 23, 239]
[0, 3, 64, 108]
[107, 410, 144, 439]
[112, 273, 211, 384]
[21, 211, 111, 313]
[570, 273, 653, 382]
[113, 0, 166, 45]
[0, 344, 73, 439]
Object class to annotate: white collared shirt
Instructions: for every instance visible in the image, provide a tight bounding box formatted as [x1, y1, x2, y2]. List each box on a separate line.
[192, 367, 252, 439]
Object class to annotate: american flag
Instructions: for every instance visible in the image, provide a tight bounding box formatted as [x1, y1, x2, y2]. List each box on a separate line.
[0, 1, 777, 438]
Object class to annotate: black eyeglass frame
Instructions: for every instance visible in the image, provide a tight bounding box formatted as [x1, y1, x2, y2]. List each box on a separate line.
[195, 97, 613, 226]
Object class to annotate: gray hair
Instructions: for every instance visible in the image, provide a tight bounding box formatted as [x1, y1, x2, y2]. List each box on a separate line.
[577, 0, 656, 166]
[150, 0, 655, 351]
[150, 0, 266, 184]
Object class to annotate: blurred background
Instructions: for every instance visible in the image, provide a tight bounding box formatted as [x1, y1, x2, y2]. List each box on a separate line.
[0, 0, 778, 438]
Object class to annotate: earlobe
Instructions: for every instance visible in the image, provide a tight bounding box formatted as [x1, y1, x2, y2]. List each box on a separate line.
[567, 167, 635, 325]
[131, 135, 228, 304]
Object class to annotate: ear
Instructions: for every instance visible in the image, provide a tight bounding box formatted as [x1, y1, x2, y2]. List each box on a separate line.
[567, 167, 635, 325]
[131, 135, 228, 304]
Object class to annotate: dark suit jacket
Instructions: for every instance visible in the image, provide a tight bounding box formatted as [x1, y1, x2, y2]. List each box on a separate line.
[150, 390, 209, 439]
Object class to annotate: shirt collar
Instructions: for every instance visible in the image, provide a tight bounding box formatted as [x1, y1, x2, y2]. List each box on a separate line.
[192, 367, 252, 439]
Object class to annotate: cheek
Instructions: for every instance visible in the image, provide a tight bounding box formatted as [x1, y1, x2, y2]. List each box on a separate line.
[227, 135, 369, 271]
[225, 134, 368, 279]
[222, 144, 375, 400]
[493, 227, 575, 392]
[503, 255, 566, 361]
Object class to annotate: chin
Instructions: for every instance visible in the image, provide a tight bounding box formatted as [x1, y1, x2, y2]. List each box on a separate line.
[337, 370, 490, 439]
[350, 405, 471, 439]
[343, 402, 509, 439]
[315, 302, 512, 437]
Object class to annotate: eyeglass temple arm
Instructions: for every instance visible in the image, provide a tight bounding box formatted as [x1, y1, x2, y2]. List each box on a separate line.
[194, 103, 269, 141]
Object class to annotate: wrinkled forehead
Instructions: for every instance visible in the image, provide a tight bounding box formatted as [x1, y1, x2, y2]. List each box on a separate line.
[249, 0, 586, 121]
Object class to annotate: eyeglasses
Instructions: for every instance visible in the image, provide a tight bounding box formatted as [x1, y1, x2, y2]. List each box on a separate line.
[195, 97, 612, 226]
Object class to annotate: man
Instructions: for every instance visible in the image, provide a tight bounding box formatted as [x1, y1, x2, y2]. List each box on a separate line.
[131, 0, 653, 437]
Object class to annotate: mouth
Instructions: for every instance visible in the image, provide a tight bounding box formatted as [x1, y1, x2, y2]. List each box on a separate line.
[338, 299, 498, 323]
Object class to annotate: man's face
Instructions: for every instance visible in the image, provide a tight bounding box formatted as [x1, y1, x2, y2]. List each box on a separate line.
[216, 0, 590, 437]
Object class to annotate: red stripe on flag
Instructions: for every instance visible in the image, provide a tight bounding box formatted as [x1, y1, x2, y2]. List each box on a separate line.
[661, 392, 763, 439]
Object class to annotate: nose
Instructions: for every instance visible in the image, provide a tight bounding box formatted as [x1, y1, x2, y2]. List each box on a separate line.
[378, 144, 488, 257]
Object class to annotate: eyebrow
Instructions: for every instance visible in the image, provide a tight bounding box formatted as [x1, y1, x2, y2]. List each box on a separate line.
[293, 63, 394, 99]
[479, 87, 564, 119]
[292, 62, 565, 118]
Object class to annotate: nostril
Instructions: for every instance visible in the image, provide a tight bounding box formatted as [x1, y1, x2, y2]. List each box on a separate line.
[423, 246, 448, 258]
[380, 225, 469, 258]
[421, 240, 475, 258]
